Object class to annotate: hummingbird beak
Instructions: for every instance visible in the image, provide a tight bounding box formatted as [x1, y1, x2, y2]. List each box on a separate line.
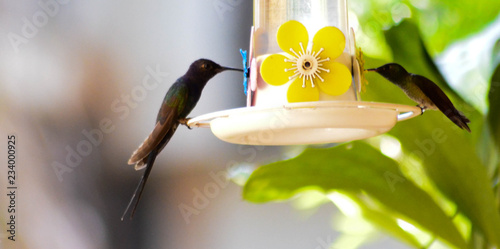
[219, 66, 244, 73]
[365, 68, 378, 72]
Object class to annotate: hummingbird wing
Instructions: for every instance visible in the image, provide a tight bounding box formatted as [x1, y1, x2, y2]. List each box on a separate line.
[133, 123, 178, 170]
[127, 83, 189, 167]
[122, 83, 188, 220]
[412, 74, 471, 132]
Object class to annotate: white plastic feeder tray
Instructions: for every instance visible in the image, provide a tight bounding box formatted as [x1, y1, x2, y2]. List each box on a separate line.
[187, 101, 421, 145]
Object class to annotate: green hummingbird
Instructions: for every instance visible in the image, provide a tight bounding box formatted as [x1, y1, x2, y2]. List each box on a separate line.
[122, 59, 243, 220]
[366, 63, 470, 132]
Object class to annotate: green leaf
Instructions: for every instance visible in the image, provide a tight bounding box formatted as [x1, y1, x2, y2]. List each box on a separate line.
[417, 0, 500, 53]
[389, 119, 500, 246]
[493, 39, 500, 68]
[488, 64, 500, 147]
[354, 0, 500, 53]
[373, 21, 500, 246]
[244, 142, 468, 248]
[337, 192, 423, 248]
[365, 60, 500, 247]
[384, 20, 458, 99]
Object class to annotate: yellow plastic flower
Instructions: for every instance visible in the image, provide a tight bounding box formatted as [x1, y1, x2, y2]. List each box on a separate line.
[260, 20, 352, 102]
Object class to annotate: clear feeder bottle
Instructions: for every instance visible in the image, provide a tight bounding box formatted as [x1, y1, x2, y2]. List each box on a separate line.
[187, 0, 421, 145]
[250, 0, 359, 106]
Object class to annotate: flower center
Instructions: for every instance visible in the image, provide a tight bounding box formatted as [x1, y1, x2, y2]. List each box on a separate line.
[297, 55, 317, 76]
[285, 42, 331, 88]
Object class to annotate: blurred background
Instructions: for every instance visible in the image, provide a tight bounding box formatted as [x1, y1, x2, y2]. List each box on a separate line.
[0, 0, 499, 248]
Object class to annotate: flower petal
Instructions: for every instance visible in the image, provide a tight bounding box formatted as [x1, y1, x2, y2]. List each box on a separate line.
[287, 77, 320, 103]
[312, 26, 345, 60]
[317, 62, 352, 96]
[277, 20, 309, 56]
[260, 54, 295, 86]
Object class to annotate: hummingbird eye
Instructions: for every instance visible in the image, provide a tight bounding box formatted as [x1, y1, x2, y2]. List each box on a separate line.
[201, 63, 211, 70]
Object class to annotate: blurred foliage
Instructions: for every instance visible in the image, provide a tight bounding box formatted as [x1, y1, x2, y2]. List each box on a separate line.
[489, 65, 500, 149]
[244, 142, 467, 248]
[241, 1, 500, 248]
[351, 0, 500, 56]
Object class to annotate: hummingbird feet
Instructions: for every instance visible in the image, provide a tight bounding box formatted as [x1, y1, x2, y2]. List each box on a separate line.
[179, 118, 192, 129]
[417, 105, 426, 115]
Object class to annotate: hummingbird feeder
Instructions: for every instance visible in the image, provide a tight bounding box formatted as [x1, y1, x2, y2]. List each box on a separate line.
[187, 0, 421, 145]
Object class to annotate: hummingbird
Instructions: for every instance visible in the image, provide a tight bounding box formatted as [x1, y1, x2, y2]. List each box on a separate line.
[366, 63, 470, 132]
[122, 59, 243, 220]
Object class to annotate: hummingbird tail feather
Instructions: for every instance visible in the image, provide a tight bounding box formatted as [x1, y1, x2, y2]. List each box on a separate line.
[134, 158, 148, 170]
[122, 124, 177, 220]
[128, 136, 153, 165]
[447, 110, 471, 133]
[459, 111, 470, 123]
[121, 149, 158, 221]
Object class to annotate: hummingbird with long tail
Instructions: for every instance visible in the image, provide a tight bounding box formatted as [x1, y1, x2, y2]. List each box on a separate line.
[123, 59, 243, 220]
[366, 63, 470, 132]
